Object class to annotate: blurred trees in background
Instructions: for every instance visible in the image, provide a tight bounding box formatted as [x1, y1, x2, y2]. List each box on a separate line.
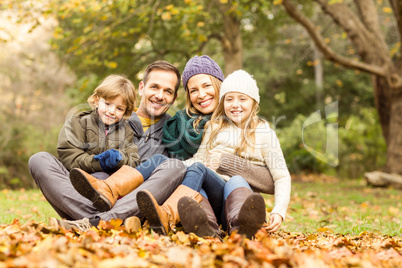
[0, 0, 394, 188]
[0, 5, 74, 188]
[282, 0, 401, 175]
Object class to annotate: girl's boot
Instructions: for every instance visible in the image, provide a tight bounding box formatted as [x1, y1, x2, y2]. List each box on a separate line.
[225, 187, 266, 239]
[70, 165, 144, 212]
[137, 185, 202, 235]
[178, 196, 221, 238]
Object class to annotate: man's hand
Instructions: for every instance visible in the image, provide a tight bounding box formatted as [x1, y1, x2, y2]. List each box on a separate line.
[265, 213, 283, 233]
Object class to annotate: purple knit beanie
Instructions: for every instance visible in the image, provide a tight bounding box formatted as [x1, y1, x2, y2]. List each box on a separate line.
[182, 55, 224, 90]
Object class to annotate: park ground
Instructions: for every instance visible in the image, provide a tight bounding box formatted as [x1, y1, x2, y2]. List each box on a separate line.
[0, 174, 401, 267]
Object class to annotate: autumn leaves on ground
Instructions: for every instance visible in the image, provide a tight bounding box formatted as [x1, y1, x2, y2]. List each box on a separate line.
[1, 175, 401, 267]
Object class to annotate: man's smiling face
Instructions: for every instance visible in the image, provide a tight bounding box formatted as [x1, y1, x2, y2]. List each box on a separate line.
[136, 70, 178, 119]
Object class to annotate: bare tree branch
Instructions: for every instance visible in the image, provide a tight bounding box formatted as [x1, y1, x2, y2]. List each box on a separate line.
[315, 0, 389, 63]
[282, 0, 387, 77]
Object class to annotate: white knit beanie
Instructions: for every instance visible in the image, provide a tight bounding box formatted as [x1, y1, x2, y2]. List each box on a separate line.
[219, 69, 260, 103]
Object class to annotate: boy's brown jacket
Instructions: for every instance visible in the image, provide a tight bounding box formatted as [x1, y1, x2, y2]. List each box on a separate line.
[57, 110, 140, 173]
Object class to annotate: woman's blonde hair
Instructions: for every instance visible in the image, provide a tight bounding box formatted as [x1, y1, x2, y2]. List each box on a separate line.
[185, 75, 222, 131]
[206, 93, 265, 156]
[87, 74, 136, 118]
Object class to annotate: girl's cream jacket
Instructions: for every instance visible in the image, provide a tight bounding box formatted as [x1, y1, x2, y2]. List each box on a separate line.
[185, 121, 291, 219]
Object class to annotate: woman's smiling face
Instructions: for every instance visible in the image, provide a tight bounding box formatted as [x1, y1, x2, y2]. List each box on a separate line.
[187, 74, 218, 115]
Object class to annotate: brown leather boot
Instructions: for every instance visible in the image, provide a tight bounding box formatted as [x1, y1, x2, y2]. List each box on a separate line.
[178, 196, 221, 238]
[70, 165, 144, 212]
[137, 185, 203, 235]
[225, 187, 266, 239]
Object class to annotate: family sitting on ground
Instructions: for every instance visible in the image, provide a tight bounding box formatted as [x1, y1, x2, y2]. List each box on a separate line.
[29, 56, 291, 239]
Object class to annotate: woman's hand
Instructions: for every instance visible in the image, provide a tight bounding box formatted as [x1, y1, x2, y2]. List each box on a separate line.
[205, 150, 222, 171]
[266, 213, 283, 233]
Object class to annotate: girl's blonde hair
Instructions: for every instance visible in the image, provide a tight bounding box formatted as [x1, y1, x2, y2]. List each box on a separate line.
[185, 75, 222, 131]
[87, 74, 136, 118]
[206, 93, 265, 156]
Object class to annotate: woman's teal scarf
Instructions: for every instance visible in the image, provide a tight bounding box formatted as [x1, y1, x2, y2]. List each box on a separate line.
[162, 109, 211, 160]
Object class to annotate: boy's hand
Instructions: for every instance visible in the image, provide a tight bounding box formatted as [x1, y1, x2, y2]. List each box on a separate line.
[94, 149, 122, 171]
[265, 213, 283, 233]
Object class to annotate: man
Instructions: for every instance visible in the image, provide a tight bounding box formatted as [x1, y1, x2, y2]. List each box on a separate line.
[28, 61, 185, 231]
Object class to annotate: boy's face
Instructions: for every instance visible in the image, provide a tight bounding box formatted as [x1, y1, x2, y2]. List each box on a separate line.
[97, 96, 127, 125]
[136, 70, 178, 119]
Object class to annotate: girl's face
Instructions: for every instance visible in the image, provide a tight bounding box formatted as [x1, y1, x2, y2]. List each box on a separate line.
[97, 96, 127, 125]
[224, 92, 254, 129]
[188, 74, 218, 115]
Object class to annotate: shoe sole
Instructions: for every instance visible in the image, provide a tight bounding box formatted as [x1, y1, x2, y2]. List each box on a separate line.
[137, 191, 167, 235]
[237, 193, 266, 239]
[178, 197, 216, 237]
[70, 169, 112, 212]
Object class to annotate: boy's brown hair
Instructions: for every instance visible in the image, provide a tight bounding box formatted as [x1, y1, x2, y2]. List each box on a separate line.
[87, 74, 136, 118]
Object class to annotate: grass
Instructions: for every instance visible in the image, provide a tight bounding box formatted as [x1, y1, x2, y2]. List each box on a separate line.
[1, 178, 401, 236]
[0, 188, 58, 225]
[264, 176, 402, 236]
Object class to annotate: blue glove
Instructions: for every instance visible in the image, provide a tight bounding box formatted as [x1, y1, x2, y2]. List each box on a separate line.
[94, 149, 122, 172]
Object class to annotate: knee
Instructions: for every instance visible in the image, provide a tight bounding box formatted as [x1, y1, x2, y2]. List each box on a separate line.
[189, 162, 207, 172]
[145, 154, 169, 168]
[225, 175, 250, 190]
[229, 175, 247, 184]
[154, 154, 169, 164]
[28, 152, 51, 171]
[161, 158, 186, 174]
[28, 152, 52, 185]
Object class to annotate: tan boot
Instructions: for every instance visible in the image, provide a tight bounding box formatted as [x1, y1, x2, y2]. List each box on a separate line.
[70, 165, 144, 212]
[137, 185, 203, 235]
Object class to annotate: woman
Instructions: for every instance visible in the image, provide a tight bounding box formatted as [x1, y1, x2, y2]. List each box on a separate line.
[137, 56, 276, 238]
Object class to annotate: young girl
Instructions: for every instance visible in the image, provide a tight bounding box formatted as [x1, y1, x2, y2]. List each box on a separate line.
[138, 70, 291, 238]
[58, 74, 169, 212]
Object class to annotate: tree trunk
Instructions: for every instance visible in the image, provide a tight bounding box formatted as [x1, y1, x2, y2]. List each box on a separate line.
[386, 90, 402, 173]
[220, 9, 243, 75]
[372, 75, 391, 144]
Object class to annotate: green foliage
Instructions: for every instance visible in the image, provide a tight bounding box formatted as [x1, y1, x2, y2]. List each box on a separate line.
[0, 113, 60, 189]
[66, 73, 101, 105]
[277, 107, 386, 178]
[338, 108, 386, 178]
[50, 0, 213, 79]
[277, 114, 330, 174]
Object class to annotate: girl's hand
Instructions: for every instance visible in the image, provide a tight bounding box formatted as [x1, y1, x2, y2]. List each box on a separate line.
[205, 150, 222, 171]
[266, 213, 283, 233]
